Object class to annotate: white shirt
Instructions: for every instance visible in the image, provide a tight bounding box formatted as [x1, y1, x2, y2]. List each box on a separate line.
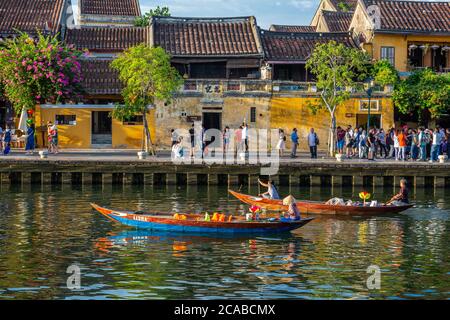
[242, 126, 248, 139]
[433, 132, 442, 145]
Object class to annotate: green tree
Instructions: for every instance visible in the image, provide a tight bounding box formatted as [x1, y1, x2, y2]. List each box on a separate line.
[372, 59, 399, 87]
[135, 6, 171, 27]
[111, 45, 183, 155]
[0, 32, 83, 113]
[306, 41, 371, 156]
[393, 69, 450, 124]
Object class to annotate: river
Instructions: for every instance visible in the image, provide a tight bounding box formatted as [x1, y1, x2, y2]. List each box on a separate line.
[0, 184, 448, 300]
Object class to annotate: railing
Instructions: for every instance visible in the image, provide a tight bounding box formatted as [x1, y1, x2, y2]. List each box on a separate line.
[180, 79, 393, 95]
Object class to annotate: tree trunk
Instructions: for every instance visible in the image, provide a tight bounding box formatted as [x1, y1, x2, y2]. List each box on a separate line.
[142, 110, 156, 156]
[328, 113, 337, 157]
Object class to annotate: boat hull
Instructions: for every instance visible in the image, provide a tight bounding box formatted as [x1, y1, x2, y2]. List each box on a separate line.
[229, 190, 414, 216]
[91, 204, 314, 234]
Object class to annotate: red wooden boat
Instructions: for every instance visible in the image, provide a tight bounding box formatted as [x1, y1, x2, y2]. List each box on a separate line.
[91, 203, 314, 234]
[229, 190, 414, 216]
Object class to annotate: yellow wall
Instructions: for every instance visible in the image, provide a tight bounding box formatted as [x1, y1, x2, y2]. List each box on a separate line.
[37, 106, 154, 149]
[372, 34, 450, 72]
[270, 96, 394, 151]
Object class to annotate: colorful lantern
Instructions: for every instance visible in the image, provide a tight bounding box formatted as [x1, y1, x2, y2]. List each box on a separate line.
[359, 191, 371, 205]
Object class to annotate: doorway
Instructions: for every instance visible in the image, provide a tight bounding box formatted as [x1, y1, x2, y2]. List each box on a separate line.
[0, 106, 5, 129]
[203, 112, 222, 147]
[91, 111, 112, 146]
[356, 114, 382, 130]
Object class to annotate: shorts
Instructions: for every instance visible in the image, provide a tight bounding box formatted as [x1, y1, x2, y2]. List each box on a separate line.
[337, 140, 345, 149]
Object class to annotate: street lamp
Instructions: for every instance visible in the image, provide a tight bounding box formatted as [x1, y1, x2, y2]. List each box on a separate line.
[365, 78, 375, 130]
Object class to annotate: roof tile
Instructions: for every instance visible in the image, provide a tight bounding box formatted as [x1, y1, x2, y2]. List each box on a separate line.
[79, 0, 141, 16]
[270, 25, 316, 32]
[322, 10, 353, 32]
[261, 30, 358, 62]
[66, 27, 148, 52]
[151, 16, 262, 57]
[0, 0, 65, 36]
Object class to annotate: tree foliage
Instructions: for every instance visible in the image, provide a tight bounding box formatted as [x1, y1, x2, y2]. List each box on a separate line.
[135, 6, 171, 27]
[306, 41, 371, 155]
[111, 45, 183, 153]
[372, 59, 399, 87]
[0, 32, 84, 112]
[393, 69, 450, 121]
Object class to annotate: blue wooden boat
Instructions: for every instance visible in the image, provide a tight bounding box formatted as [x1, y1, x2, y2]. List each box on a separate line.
[91, 203, 314, 234]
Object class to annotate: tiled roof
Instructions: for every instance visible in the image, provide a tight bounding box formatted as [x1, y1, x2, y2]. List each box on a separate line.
[260, 30, 358, 62]
[270, 25, 316, 32]
[364, 0, 450, 34]
[66, 27, 148, 52]
[322, 10, 353, 32]
[79, 0, 141, 16]
[151, 16, 262, 57]
[330, 0, 358, 11]
[0, 0, 65, 36]
[80, 59, 122, 95]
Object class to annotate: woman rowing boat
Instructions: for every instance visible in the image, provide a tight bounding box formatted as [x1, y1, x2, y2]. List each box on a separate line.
[258, 179, 280, 200]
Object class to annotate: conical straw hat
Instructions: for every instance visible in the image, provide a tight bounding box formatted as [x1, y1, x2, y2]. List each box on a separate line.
[283, 195, 296, 205]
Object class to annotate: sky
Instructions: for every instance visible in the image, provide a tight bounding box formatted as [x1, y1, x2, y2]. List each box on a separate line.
[72, 0, 321, 28]
[142, 0, 320, 27]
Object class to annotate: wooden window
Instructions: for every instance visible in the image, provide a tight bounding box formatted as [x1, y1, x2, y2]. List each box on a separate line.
[55, 115, 76, 125]
[250, 107, 256, 123]
[381, 47, 395, 66]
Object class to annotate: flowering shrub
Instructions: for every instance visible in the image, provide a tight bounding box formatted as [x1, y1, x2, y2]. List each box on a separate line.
[0, 32, 84, 112]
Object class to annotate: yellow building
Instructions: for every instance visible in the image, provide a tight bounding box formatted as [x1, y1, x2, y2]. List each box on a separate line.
[349, 0, 450, 73]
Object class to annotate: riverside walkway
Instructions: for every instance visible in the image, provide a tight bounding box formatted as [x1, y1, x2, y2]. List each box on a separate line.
[0, 149, 449, 188]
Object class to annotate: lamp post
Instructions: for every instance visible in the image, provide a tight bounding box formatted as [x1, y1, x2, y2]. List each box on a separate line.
[365, 79, 374, 131]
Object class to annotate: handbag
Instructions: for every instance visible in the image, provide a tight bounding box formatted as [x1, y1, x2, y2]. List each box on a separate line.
[315, 133, 320, 146]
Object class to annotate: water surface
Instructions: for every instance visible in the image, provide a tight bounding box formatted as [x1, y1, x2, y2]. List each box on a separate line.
[0, 184, 448, 300]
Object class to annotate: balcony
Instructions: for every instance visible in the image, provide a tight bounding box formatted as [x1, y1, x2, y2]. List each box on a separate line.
[178, 79, 393, 97]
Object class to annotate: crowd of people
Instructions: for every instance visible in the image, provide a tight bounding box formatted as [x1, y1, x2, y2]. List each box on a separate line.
[171, 122, 449, 162]
[0, 121, 59, 156]
[336, 125, 450, 162]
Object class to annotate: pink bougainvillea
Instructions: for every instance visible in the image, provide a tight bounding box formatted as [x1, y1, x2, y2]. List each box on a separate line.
[0, 32, 84, 112]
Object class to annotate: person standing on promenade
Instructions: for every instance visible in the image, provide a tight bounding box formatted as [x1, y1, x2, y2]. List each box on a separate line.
[50, 124, 59, 154]
[189, 123, 195, 158]
[417, 127, 429, 161]
[2, 126, 11, 155]
[397, 129, 406, 161]
[223, 126, 230, 155]
[276, 129, 285, 157]
[25, 120, 35, 155]
[378, 128, 388, 158]
[367, 130, 376, 161]
[387, 127, 395, 158]
[307, 128, 318, 159]
[290, 128, 299, 158]
[358, 130, 367, 159]
[430, 127, 443, 163]
[0, 125, 3, 153]
[345, 125, 354, 158]
[353, 127, 360, 158]
[410, 129, 419, 161]
[242, 122, 249, 153]
[336, 127, 345, 154]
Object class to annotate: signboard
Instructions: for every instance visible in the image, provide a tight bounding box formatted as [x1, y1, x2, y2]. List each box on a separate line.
[187, 116, 202, 122]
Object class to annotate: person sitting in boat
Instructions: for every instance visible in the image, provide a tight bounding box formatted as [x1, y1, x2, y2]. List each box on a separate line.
[282, 195, 301, 221]
[258, 179, 280, 200]
[387, 179, 409, 206]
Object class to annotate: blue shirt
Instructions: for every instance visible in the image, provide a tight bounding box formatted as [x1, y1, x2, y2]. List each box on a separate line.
[291, 132, 298, 144]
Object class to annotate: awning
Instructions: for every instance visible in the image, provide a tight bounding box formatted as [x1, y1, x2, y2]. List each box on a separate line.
[267, 61, 306, 65]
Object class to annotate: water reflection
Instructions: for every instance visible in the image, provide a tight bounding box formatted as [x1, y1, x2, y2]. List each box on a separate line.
[0, 185, 448, 300]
